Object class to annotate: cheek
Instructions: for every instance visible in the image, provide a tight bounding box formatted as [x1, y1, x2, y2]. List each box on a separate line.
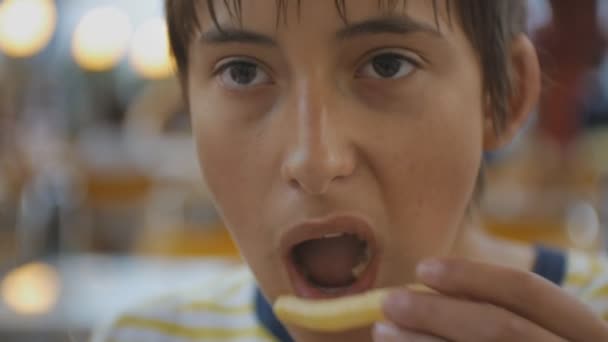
[372, 83, 484, 258]
[189, 89, 281, 271]
[190, 94, 263, 231]
[192, 104, 289, 296]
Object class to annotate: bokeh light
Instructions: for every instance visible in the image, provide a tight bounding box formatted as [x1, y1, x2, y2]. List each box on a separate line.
[1, 262, 60, 315]
[72, 6, 132, 72]
[0, 0, 57, 58]
[129, 17, 174, 80]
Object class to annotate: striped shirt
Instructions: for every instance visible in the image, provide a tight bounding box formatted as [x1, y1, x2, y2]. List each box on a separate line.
[93, 247, 608, 342]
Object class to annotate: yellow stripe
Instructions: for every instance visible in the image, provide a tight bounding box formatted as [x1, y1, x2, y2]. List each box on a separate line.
[602, 312, 608, 322]
[567, 258, 606, 288]
[116, 315, 274, 340]
[586, 283, 608, 298]
[216, 277, 250, 298]
[566, 273, 591, 287]
[179, 280, 252, 313]
[182, 302, 253, 314]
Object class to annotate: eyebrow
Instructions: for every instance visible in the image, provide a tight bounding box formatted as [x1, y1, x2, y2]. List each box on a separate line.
[199, 15, 441, 46]
[200, 28, 278, 46]
[336, 16, 443, 40]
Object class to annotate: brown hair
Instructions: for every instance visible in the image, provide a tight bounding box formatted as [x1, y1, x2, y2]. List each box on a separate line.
[165, 0, 527, 132]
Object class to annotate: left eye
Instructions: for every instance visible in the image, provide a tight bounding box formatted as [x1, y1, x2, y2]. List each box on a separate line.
[357, 53, 416, 80]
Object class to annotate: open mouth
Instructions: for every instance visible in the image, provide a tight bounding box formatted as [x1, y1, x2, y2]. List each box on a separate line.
[282, 215, 380, 299]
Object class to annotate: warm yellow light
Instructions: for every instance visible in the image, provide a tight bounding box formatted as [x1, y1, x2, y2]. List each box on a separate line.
[72, 6, 132, 72]
[1, 262, 60, 315]
[0, 0, 57, 58]
[130, 17, 175, 79]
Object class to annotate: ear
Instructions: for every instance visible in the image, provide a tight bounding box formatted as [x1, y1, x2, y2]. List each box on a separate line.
[483, 34, 541, 151]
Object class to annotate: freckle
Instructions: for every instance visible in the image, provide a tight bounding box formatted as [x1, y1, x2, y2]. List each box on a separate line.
[415, 196, 424, 211]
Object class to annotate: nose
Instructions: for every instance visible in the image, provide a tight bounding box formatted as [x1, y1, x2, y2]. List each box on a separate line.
[281, 81, 356, 195]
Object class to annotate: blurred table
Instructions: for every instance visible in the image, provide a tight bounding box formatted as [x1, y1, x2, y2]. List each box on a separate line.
[135, 223, 239, 257]
[0, 254, 240, 341]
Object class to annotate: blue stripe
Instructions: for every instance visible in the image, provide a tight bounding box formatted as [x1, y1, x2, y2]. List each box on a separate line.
[532, 245, 566, 285]
[254, 288, 293, 342]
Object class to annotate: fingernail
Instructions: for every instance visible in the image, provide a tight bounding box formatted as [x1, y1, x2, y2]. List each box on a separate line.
[373, 322, 400, 340]
[416, 259, 444, 282]
[383, 291, 411, 320]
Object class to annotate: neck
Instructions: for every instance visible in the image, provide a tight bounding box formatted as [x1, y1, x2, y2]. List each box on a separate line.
[452, 214, 535, 272]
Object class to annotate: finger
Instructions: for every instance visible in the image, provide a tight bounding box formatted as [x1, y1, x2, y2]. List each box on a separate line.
[373, 322, 446, 342]
[416, 258, 608, 340]
[383, 290, 566, 342]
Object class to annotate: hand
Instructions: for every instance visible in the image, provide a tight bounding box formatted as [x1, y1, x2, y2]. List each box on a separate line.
[373, 258, 608, 341]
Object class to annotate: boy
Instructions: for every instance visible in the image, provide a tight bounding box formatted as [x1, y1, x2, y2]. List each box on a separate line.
[97, 1, 608, 341]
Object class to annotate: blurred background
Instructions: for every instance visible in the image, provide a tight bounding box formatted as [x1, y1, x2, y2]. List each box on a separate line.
[0, 0, 606, 341]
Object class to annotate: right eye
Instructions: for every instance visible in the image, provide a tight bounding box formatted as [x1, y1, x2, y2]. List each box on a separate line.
[215, 59, 272, 90]
[357, 52, 417, 80]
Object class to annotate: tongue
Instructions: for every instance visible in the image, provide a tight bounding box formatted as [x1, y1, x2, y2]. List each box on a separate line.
[293, 235, 363, 288]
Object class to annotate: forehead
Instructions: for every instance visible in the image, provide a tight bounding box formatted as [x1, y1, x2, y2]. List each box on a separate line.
[197, 0, 457, 39]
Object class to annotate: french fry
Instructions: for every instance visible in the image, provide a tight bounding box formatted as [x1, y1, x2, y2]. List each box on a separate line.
[273, 284, 435, 332]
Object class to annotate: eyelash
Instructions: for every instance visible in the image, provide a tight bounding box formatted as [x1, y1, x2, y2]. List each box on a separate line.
[212, 57, 273, 89]
[355, 49, 421, 79]
[212, 49, 421, 89]
[213, 58, 257, 77]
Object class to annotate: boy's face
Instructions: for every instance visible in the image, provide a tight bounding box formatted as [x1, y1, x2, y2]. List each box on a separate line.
[189, 0, 485, 339]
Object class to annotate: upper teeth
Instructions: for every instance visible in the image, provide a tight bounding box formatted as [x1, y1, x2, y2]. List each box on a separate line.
[323, 232, 346, 238]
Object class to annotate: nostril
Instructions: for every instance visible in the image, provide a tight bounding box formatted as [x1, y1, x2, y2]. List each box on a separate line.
[283, 155, 354, 195]
[333, 174, 347, 182]
[281, 129, 355, 195]
[288, 179, 300, 189]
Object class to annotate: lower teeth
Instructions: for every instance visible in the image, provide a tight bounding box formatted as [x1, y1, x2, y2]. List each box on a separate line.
[294, 237, 372, 292]
[351, 245, 371, 278]
[319, 285, 352, 294]
[316, 247, 371, 293]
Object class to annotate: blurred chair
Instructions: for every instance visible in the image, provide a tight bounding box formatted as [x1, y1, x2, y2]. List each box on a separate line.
[123, 78, 238, 257]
